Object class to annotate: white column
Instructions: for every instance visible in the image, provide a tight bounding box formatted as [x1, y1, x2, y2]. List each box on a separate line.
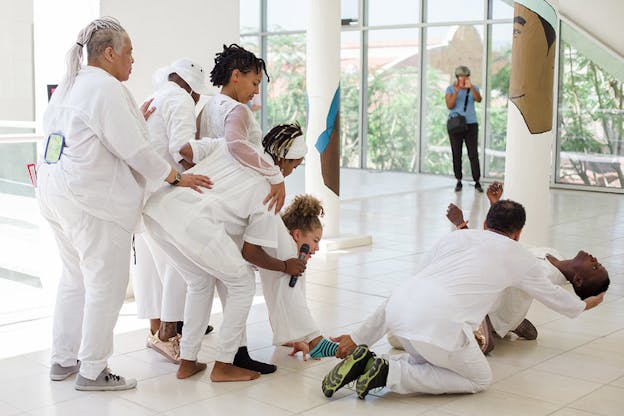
[305, 0, 340, 237]
[503, 0, 558, 246]
[504, 105, 551, 245]
[305, 0, 371, 250]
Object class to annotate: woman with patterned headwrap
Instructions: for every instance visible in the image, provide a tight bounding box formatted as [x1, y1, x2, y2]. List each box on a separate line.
[143, 123, 307, 382]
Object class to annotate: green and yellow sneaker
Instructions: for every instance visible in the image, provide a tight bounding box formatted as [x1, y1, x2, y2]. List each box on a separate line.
[355, 357, 389, 399]
[321, 345, 373, 398]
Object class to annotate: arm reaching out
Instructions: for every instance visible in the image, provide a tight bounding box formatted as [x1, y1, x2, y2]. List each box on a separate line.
[447, 203, 468, 229]
[486, 181, 503, 205]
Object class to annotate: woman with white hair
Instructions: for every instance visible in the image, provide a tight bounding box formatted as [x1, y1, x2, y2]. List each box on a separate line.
[37, 17, 211, 391]
[143, 123, 308, 382]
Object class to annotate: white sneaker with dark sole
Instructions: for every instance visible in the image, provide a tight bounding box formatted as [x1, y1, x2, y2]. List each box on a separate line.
[75, 368, 137, 391]
[50, 361, 81, 381]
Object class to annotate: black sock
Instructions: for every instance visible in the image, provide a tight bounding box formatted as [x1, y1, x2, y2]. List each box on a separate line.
[233, 346, 277, 374]
[176, 321, 214, 336]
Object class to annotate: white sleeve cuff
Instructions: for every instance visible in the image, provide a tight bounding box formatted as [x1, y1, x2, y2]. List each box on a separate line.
[267, 172, 284, 185]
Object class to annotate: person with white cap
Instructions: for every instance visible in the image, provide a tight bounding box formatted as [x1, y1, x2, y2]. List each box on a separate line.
[132, 57, 213, 364]
[143, 122, 308, 382]
[37, 17, 212, 391]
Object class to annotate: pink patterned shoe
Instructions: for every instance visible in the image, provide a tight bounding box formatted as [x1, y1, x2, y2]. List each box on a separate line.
[147, 331, 181, 364]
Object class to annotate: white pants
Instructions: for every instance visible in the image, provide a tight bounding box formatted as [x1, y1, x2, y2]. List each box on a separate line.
[258, 269, 320, 345]
[145, 218, 254, 363]
[385, 333, 492, 395]
[488, 288, 534, 337]
[38, 176, 131, 380]
[132, 232, 186, 322]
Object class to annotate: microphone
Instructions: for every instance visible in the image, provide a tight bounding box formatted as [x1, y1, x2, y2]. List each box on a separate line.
[289, 243, 309, 288]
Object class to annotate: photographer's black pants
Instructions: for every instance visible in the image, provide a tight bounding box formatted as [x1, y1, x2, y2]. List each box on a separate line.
[448, 123, 480, 182]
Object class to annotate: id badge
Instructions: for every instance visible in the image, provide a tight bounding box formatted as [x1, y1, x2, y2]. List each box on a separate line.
[44, 133, 65, 164]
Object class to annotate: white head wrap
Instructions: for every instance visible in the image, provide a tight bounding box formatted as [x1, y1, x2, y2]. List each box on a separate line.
[284, 134, 307, 159]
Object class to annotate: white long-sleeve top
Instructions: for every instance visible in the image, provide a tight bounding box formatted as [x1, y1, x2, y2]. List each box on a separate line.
[351, 230, 585, 351]
[198, 93, 283, 184]
[144, 139, 279, 279]
[39, 66, 170, 232]
[145, 81, 196, 177]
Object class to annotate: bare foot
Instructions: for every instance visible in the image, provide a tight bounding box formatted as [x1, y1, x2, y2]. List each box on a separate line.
[177, 359, 207, 379]
[210, 361, 260, 382]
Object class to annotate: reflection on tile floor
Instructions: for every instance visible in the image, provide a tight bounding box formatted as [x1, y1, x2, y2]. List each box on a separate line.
[1, 172, 623, 415]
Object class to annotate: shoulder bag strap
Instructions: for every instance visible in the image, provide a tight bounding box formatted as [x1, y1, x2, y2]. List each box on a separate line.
[463, 89, 470, 113]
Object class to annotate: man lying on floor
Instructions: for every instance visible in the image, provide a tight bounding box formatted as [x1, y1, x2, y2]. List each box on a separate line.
[442, 182, 610, 354]
[321, 199, 609, 399]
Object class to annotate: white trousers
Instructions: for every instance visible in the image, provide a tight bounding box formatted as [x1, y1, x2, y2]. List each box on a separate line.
[145, 218, 254, 363]
[132, 232, 186, 322]
[488, 288, 534, 337]
[385, 333, 492, 395]
[258, 269, 320, 345]
[38, 175, 131, 380]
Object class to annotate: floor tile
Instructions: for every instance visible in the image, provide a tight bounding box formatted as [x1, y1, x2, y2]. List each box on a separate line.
[0, 172, 621, 416]
[491, 368, 602, 405]
[440, 390, 559, 416]
[569, 385, 624, 416]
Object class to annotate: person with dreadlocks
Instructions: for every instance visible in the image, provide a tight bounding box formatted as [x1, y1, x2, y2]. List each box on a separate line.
[37, 17, 212, 391]
[143, 122, 307, 382]
[197, 43, 287, 214]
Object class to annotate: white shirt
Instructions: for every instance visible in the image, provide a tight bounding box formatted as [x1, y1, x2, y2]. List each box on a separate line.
[145, 81, 196, 178]
[143, 140, 279, 278]
[39, 66, 170, 232]
[527, 246, 567, 286]
[198, 93, 283, 184]
[352, 230, 585, 351]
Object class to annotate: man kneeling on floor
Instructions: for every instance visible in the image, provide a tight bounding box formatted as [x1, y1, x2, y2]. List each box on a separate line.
[322, 200, 608, 399]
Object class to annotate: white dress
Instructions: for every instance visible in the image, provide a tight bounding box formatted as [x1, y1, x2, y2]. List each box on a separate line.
[258, 219, 321, 345]
[143, 131, 280, 362]
[198, 93, 283, 184]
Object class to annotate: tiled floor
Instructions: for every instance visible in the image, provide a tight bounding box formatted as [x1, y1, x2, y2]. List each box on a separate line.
[1, 170, 623, 415]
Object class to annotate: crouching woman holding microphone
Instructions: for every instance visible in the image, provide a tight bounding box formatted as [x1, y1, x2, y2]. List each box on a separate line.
[248, 193, 339, 360]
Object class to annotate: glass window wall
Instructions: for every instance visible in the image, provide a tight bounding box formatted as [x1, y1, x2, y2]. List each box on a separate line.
[242, 0, 623, 193]
[556, 22, 624, 189]
[421, 24, 484, 176]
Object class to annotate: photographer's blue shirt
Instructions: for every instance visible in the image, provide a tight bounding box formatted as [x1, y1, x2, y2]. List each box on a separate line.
[446, 85, 480, 124]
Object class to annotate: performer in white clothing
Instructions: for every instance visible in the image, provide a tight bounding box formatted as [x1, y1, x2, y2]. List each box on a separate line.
[130, 58, 213, 362]
[144, 122, 307, 381]
[37, 17, 212, 391]
[199, 43, 286, 213]
[444, 182, 609, 354]
[189, 44, 299, 372]
[247, 194, 339, 360]
[322, 200, 607, 399]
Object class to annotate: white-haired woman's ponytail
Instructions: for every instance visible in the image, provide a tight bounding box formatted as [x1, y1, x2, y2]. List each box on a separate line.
[60, 17, 126, 94]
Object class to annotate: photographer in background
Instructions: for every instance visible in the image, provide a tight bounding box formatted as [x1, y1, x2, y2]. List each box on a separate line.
[445, 65, 483, 193]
